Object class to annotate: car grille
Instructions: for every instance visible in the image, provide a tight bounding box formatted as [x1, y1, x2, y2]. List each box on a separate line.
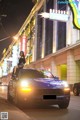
[33, 89, 64, 96]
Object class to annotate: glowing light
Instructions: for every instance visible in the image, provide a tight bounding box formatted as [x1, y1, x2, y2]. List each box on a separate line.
[0, 67, 2, 77]
[13, 36, 18, 40]
[49, 10, 69, 22]
[20, 80, 29, 87]
[2, 59, 7, 76]
[21, 88, 32, 92]
[39, 12, 49, 18]
[64, 88, 70, 92]
[62, 81, 69, 88]
[69, 0, 80, 29]
[20, 80, 32, 92]
[39, 10, 69, 22]
[19, 35, 27, 55]
[12, 45, 18, 68]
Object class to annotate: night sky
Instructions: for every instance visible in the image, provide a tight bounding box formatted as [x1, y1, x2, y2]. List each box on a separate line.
[0, 0, 34, 60]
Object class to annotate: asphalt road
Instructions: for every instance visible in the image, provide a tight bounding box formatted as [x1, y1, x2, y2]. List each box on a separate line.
[22, 96, 80, 120]
[0, 86, 80, 120]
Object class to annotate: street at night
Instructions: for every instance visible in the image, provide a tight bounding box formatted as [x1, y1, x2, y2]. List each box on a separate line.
[0, 86, 80, 120]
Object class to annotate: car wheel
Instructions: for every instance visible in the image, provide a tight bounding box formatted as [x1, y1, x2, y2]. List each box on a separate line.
[73, 87, 79, 96]
[58, 101, 69, 109]
[14, 92, 24, 108]
[14, 92, 19, 105]
[7, 87, 13, 103]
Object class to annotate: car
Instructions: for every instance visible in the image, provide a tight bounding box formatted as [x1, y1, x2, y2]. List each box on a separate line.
[73, 82, 80, 96]
[7, 68, 70, 109]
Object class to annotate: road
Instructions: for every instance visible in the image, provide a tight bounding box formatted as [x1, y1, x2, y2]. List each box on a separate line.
[0, 85, 80, 120]
[0, 85, 32, 120]
[22, 96, 80, 120]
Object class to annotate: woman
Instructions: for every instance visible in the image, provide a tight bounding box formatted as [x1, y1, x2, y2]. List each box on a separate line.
[18, 51, 26, 67]
[12, 51, 26, 78]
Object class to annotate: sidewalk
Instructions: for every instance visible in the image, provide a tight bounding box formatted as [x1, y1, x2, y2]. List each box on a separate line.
[0, 98, 33, 120]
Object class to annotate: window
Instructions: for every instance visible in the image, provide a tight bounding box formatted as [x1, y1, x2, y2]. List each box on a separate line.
[57, 0, 67, 50]
[45, 0, 54, 56]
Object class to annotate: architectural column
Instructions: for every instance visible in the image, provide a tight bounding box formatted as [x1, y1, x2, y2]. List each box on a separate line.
[67, 50, 77, 84]
[66, 6, 72, 46]
[78, 30, 80, 41]
[53, 0, 58, 53]
[51, 59, 58, 77]
[32, 13, 38, 61]
[41, 0, 46, 58]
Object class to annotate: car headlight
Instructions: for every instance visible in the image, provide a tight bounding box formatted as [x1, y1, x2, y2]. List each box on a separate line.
[20, 80, 29, 87]
[62, 81, 69, 88]
[62, 81, 70, 92]
[20, 79, 32, 92]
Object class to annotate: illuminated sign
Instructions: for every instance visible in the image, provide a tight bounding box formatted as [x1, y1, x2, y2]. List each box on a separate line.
[19, 35, 27, 55]
[49, 9, 69, 22]
[39, 9, 69, 22]
[69, 0, 80, 29]
[12, 45, 18, 68]
[2, 59, 7, 76]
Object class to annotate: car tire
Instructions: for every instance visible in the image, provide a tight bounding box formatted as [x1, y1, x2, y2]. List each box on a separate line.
[14, 92, 24, 108]
[7, 87, 13, 103]
[14, 92, 19, 105]
[73, 87, 79, 96]
[58, 101, 69, 109]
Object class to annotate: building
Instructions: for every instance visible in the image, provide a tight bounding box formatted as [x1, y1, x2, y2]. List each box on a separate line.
[0, 0, 80, 88]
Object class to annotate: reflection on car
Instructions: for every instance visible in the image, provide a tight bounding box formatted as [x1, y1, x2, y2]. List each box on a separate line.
[8, 68, 70, 109]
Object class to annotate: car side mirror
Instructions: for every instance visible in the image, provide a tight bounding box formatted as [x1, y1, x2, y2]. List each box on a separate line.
[54, 76, 59, 79]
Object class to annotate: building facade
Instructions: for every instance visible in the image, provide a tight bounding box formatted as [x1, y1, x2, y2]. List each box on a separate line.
[23, 0, 80, 86]
[0, 0, 80, 87]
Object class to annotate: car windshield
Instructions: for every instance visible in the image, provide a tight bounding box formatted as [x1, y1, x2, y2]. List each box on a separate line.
[41, 70, 54, 78]
[18, 69, 45, 79]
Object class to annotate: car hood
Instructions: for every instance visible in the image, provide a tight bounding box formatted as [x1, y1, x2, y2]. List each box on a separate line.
[29, 78, 66, 89]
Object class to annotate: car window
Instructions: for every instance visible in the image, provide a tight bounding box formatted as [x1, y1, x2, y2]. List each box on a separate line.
[41, 70, 54, 78]
[18, 69, 45, 79]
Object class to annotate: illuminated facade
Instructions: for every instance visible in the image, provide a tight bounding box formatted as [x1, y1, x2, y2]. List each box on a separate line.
[23, 0, 80, 87]
[0, 0, 80, 87]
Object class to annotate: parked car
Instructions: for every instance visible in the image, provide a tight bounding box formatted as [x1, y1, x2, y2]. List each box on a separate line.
[7, 68, 70, 109]
[73, 82, 80, 96]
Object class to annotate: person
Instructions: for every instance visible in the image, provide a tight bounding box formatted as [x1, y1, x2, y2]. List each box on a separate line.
[18, 51, 26, 67]
[12, 51, 26, 78]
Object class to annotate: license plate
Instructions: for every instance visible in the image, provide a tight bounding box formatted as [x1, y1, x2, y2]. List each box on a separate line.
[43, 95, 56, 99]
